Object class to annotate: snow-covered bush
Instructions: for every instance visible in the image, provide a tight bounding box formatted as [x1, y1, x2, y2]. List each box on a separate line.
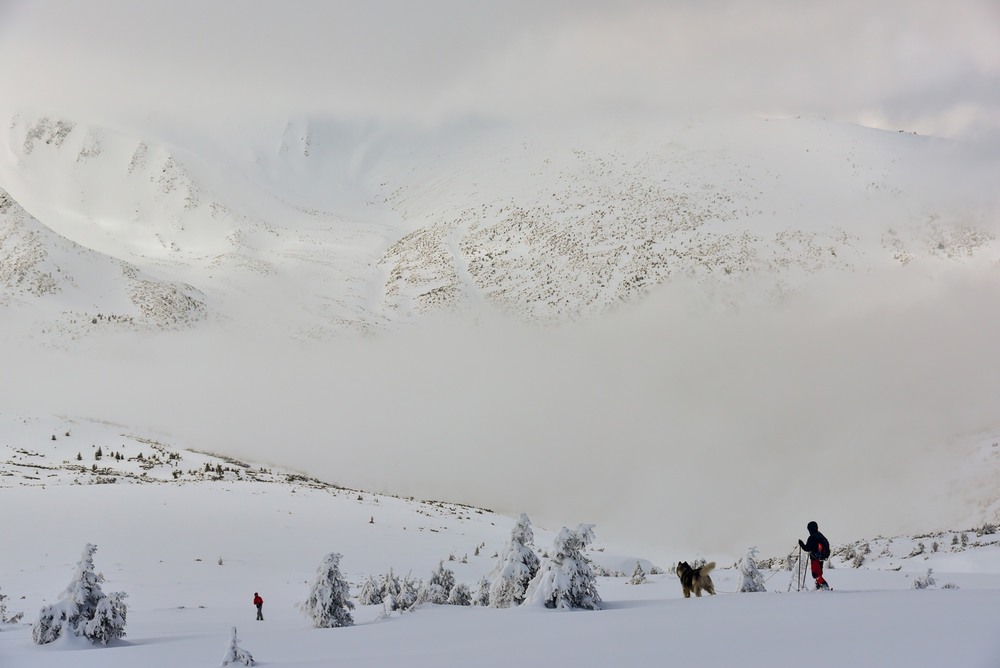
[378, 569, 422, 613]
[419, 561, 456, 605]
[911, 568, 936, 590]
[221, 626, 255, 666]
[301, 553, 354, 628]
[629, 562, 647, 585]
[737, 547, 767, 593]
[1, 586, 24, 625]
[472, 577, 491, 606]
[591, 564, 625, 577]
[487, 513, 541, 608]
[394, 574, 422, 611]
[447, 582, 473, 606]
[356, 574, 383, 605]
[524, 524, 601, 610]
[32, 543, 127, 645]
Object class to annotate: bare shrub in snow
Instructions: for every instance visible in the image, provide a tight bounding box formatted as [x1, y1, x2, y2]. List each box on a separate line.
[1, 586, 24, 625]
[911, 569, 936, 590]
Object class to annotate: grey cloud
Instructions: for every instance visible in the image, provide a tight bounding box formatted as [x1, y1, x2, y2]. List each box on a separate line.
[3, 266, 998, 560]
[1, 0, 997, 138]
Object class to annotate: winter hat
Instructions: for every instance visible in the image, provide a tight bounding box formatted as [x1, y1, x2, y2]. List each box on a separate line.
[807, 521, 818, 533]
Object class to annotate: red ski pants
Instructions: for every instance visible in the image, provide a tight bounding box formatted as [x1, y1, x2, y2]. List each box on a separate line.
[811, 558, 827, 586]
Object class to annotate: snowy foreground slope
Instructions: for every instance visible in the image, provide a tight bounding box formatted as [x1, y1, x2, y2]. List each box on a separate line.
[2, 416, 1000, 667]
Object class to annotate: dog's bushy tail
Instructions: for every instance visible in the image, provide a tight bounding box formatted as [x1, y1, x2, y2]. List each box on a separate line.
[702, 561, 716, 574]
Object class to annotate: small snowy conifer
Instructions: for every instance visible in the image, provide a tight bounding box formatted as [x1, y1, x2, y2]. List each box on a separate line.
[378, 569, 422, 612]
[738, 547, 767, 593]
[419, 561, 456, 605]
[33, 544, 127, 645]
[447, 582, 473, 606]
[488, 512, 541, 608]
[629, 562, 647, 585]
[357, 574, 383, 605]
[1, 586, 24, 625]
[524, 523, 601, 610]
[394, 574, 422, 611]
[301, 553, 354, 628]
[221, 626, 255, 666]
[472, 577, 491, 606]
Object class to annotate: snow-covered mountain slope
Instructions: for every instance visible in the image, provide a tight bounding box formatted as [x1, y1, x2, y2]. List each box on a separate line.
[376, 115, 999, 321]
[0, 188, 206, 337]
[4, 414, 998, 574]
[2, 112, 997, 339]
[0, 413, 621, 589]
[0, 114, 398, 339]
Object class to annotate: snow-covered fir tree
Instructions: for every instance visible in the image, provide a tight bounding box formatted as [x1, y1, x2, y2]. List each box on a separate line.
[523, 523, 601, 610]
[32, 543, 128, 645]
[300, 553, 354, 628]
[220, 626, 255, 666]
[738, 547, 767, 593]
[447, 582, 473, 606]
[472, 576, 491, 606]
[629, 561, 647, 585]
[488, 512, 541, 608]
[419, 561, 457, 605]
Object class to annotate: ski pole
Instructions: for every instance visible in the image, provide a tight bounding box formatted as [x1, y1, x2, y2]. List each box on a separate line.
[787, 547, 797, 592]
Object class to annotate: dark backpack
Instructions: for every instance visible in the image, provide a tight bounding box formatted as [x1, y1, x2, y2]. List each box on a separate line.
[812, 535, 830, 561]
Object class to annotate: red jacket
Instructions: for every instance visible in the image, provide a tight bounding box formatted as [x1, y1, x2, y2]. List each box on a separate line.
[253, 595, 263, 606]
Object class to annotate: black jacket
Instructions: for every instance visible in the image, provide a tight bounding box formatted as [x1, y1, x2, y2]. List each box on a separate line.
[799, 530, 830, 561]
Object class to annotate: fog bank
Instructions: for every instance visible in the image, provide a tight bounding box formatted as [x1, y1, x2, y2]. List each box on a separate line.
[4, 265, 999, 560]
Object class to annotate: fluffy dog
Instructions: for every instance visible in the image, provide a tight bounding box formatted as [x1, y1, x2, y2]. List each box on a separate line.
[676, 561, 717, 598]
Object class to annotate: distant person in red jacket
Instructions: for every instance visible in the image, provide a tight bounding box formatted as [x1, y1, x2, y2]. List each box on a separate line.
[798, 521, 831, 590]
[253, 592, 264, 620]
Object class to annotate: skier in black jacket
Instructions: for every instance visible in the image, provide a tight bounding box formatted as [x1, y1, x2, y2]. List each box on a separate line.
[798, 521, 830, 590]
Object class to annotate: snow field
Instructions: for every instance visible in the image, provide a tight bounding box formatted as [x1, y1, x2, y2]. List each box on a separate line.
[3, 478, 1000, 667]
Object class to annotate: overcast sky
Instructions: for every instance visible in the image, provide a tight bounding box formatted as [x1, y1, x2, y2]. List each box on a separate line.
[1, 0, 998, 138]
